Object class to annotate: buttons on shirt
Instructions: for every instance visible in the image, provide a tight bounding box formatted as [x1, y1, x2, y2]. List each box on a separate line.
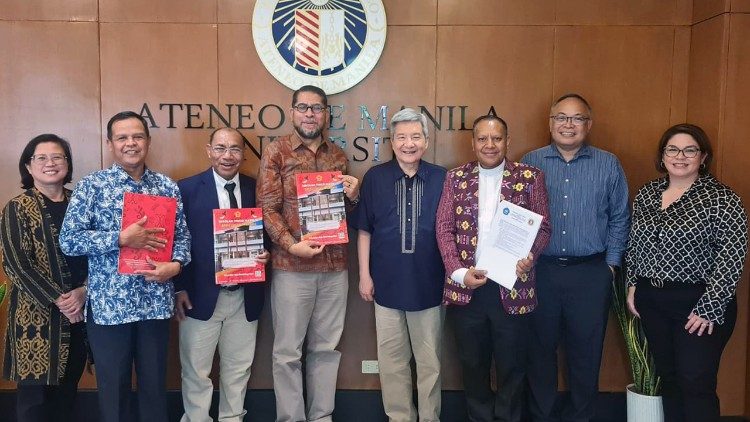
[562, 231, 567, 235]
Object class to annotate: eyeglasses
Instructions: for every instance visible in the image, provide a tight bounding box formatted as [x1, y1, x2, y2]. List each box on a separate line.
[210, 146, 243, 156]
[550, 115, 590, 126]
[30, 154, 67, 165]
[663, 146, 701, 158]
[293, 103, 326, 114]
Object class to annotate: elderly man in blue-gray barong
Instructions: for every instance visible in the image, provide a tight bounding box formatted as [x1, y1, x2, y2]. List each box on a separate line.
[353, 107, 447, 422]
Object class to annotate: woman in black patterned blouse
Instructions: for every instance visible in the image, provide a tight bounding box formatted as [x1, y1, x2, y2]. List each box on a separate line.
[0, 134, 88, 421]
[625, 123, 748, 422]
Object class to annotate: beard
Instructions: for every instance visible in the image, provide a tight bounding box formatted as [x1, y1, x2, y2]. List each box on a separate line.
[294, 122, 323, 141]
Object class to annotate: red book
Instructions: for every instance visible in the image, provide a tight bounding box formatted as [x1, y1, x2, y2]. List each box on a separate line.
[118, 192, 177, 274]
[213, 208, 265, 284]
[295, 171, 349, 245]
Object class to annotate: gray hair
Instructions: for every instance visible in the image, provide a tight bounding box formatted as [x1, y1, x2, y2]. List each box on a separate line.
[390, 108, 429, 139]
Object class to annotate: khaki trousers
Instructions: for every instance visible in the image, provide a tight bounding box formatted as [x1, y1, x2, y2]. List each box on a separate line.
[179, 288, 258, 422]
[375, 303, 444, 422]
[271, 270, 348, 422]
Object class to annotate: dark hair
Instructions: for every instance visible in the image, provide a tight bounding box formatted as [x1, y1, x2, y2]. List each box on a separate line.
[292, 85, 328, 108]
[655, 123, 713, 175]
[106, 111, 150, 140]
[19, 134, 74, 189]
[472, 114, 508, 137]
[551, 93, 592, 114]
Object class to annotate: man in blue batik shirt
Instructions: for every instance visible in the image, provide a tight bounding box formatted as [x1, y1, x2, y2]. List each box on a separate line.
[354, 108, 446, 422]
[60, 111, 191, 422]
[522, 94, 630, 422]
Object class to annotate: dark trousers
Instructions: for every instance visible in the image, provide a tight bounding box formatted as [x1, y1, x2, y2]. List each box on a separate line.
[16, 323, 87, 422]
[635, 281, 736, 422]
[449, 281, 529, 422]
[527, 256, 612, 422]
[86, 308, 170, 422]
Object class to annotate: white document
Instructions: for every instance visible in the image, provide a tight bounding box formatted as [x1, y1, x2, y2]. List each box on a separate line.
[476, 200, 544, 290]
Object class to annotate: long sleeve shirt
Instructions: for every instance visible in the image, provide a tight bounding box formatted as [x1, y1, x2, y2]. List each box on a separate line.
[625, 174, 748, 324]
[59, 164, 191, 325]
[522, 144, 630, 266]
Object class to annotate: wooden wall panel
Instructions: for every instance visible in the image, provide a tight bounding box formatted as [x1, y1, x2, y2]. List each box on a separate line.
[382, 0, 437, 25]
[670, 26, 692, 124]
[556, 0, 691, 25]
[554, 26, 681, 199]
[100, 23, 219, 182]
[732, 0, 750, 11]
[99, 0, 217, 23]
[219, 0, 255, 23]
[434, 25, 555, 169]
[326, 25, 438, 179]
[0, 21, 102, 210]
[216, 23, 290, 179]
[687, 15, 729, 175]
[693, 0, 730, 23]
[721, 14, 750, 417]
[437, 0, 555, 25]
[0, 0, 97, 22]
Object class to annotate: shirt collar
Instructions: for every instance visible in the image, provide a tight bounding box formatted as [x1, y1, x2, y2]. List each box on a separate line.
[212, 169, 240, 190]
[386, 158, 429, 182]
[291, 132, 328, 153]
[478, 160, 505, 177]
[659, 173, 713, 192]
[543, 143, 592, 160]
[111, 163, 152, 184]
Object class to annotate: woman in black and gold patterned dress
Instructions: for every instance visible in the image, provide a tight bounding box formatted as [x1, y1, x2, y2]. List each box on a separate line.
[0, 134, 88, 421]
[625, 124, 748, 422]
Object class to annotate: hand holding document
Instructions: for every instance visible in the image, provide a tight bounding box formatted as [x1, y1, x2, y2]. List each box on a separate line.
[475, 200, 544, 290]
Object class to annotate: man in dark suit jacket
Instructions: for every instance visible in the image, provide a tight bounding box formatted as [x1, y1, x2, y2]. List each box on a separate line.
[174, 127, 269, 422]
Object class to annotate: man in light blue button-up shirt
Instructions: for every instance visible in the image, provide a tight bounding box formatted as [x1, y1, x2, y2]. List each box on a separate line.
[522, 94, 630, 422]
[60, 111, 191, 422]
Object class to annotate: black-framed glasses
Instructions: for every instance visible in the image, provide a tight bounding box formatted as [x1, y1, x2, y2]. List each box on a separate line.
[293, 103, 326, 114]
[550, 114, 590, 126]
[663, 146, 701, 158]
[210, 146, 243, 156]
[30, 154, 67, 165]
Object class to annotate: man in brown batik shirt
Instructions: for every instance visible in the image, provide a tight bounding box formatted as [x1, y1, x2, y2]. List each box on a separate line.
[256, 85, 360, 422]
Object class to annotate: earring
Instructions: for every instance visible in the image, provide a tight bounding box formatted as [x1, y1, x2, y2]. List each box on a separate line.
[660, 161, 665, 169]
[700, 163, 706, 170]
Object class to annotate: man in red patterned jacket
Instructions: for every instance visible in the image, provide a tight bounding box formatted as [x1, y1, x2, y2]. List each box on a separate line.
[436, 114, 551, 422]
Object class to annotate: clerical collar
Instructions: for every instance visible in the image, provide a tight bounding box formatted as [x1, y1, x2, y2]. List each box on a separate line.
[478, 161, 505, 176]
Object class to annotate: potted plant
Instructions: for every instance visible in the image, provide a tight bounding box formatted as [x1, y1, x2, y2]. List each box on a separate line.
[611, 267, 663, 422]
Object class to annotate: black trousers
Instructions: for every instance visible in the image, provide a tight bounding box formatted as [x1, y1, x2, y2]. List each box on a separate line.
[527, 256, 612, 422]
[449, 281, 529, 422]
[635, 281, 736, 422]
[86, 307, 170, 422]
[16, 322, 87, 422]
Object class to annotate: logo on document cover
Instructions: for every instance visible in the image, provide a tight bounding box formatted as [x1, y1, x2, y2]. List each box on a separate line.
[252, 0, 387, 94]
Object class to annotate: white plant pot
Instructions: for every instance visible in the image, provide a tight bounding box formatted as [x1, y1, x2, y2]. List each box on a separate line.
[626, 384, 664, 422]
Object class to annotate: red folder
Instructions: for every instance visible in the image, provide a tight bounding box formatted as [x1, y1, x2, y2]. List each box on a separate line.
[118, 192, 177, 274]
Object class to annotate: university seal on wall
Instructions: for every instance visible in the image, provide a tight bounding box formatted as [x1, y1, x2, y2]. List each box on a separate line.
[252, 0, 387, 95]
